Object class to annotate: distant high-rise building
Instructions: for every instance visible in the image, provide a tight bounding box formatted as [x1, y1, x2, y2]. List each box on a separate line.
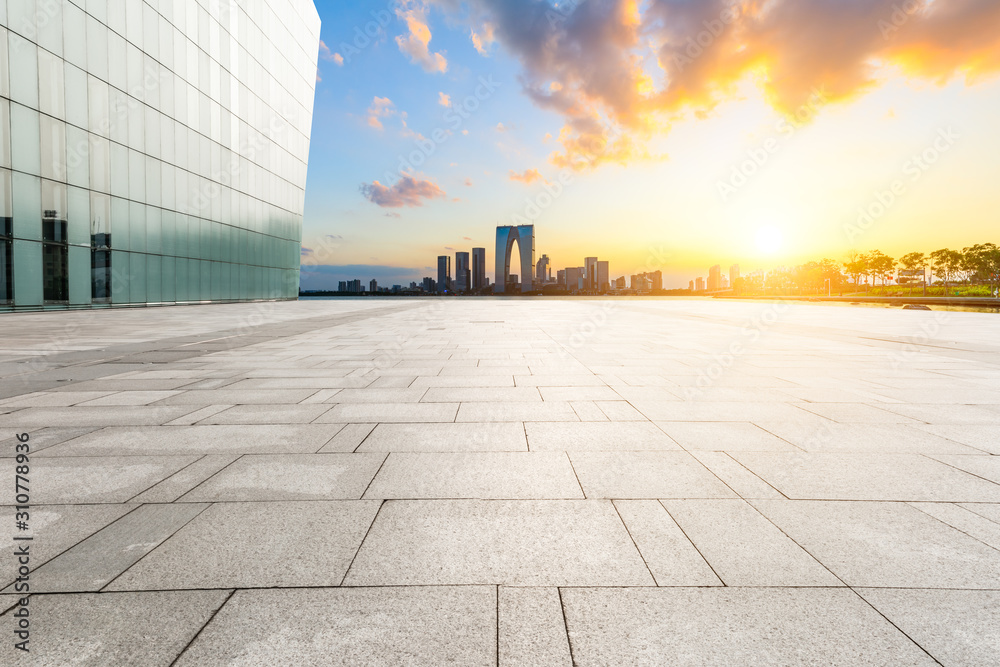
[456, 252, 471, 293]
[437, 256, 451, 293]
[615, 276, 626, 290]
[649, 270, 663, 291]
[472, 248, 487, 290]
[346, 279, 362, 293]
[696, 277, 705, 291]
[730, 264, 740, 288]
[338, 281, 347, 292]
[566, 267, 585, 292]
[584, 257, 598, 290]
[557, 269, 566, 288]
[631, 275, 652, 291]
[597, 261, 610, 293]
[708, 265, 721, 291]
[370, 279, 378, 293]
[536, 255, 551, 284]
[689, 280, 694, 291]
[721, 275, 730, 289]
[422, 277, 436, 293]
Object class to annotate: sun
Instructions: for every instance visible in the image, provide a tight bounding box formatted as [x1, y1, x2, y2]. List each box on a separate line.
[755, 226, 784, 255]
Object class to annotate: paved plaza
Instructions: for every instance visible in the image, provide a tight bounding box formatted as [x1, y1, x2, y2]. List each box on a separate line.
[2, 297, 1000, 665]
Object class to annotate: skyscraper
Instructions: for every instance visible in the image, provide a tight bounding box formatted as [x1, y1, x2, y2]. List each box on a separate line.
[565, 267, 585, 292]
[650, 270, 663, 291]
[472, 248, 486, 290]
[585, 257, 598, 290]
[597, 261, 609, 293]
[708, 265, 722, 291]
[1, 0, 321, 311]
[536, 254, 551, 284]
[696, 277, 705, 291]
[370, 279, 378, 293]
[437, 255, 451, 293]
[730, 264, 740, 292]
[455, 252, 470, 293]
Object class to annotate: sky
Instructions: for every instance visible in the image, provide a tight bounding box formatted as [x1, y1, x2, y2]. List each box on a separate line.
[300, 0, 1000, 289]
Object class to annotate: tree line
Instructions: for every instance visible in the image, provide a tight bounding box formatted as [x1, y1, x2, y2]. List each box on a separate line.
[735, 243, 1000, 294]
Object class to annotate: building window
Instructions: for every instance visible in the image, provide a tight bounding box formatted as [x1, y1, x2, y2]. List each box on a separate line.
[42, 211, 69, 302]
[0, 217, 11, 302]
[91, 194, 111, 301]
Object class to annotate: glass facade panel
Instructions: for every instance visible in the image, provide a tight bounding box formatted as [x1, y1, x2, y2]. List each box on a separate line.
[3, 0, 319, 311]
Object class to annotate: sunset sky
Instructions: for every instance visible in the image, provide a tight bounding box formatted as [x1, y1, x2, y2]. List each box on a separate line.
[302, 0, 1000, 289]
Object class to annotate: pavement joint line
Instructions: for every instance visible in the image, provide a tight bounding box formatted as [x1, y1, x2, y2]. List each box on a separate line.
[658, 501, 728, 587]
[123, 454, 213, 504]
[358, 454, 391, 500]
[168, 588, 237, 667]
[556, 586, 578, 667]
[610, 500, 660, 587]
[905, 503, 1000, 554]
[722, 451, 790, 500]
[173, 455, 252, 503]
[338, 500, 387, 586]
[847, 586, 946, 667]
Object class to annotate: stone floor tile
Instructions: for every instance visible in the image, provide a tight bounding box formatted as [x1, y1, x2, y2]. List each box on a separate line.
[106, 501, 381, 590]
[733, 452, 1000, 501]
[560, 587, 936, 666]
[456, 401, 580, 422]
[29, 455, 200, 503]
[198, 403, 332, 424]
[358, 422, 528, 452]
[175, 587, 496, 667]
[568, 451, 737, 499]
[499, 587, 572, 667]
[344, 499, 654, 586]
[751, 499, 1000, 588]
[613, 499, 721, 586]
[657, 421, 800, 451]
[364, 452, 583, 499]
[662, 499, 841, 586]
[525, 421, 679, 451]
[180, 453, 385, 501]
[318, 402, 459, 423]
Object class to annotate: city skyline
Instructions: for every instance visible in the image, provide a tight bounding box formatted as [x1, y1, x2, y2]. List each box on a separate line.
[302, 0, 1000, 289]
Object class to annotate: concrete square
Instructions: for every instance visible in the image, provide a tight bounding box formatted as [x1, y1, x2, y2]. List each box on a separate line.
[180, 453, 386, 501]
[107, 501, 381, 590]
[525, 421, 679, 451]
[561, 588, 936, 666]
[364, 452, 583, 499]
[344, 499, 654, 586]
[358, 422, 528, 451]
[568, 451, 737, 498]
[175, 587, 496, 666]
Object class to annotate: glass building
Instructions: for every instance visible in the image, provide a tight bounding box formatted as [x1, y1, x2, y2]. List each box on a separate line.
[1, 0, 320, 311]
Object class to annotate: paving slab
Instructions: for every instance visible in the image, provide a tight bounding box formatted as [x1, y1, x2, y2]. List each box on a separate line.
[560, 587, 936, 666]
[344, 499, 655, 586]
[20, 503, 209, 592]
[857, 589, 1000, 667]
[613, 499, 721, 586]
[657, 421, 800, 451]
[364, 452, 583, 499]
[687, 450, 785, 498]
[751, 499, 1000, 588]
[754, 422, 981, 454]
[107, 501, 381, 590]
[3, 591, 230, 666]
[525, 421, 679, 451]
[179, 453, 385, 501]
[661, 499, 841, 586]
[35, 424, 343, 456]
[197, 404, 333, 424]
[909, 502, 1000, 550]
[28, 455, 200, 503]
[175, 587, 496, 667]
[733, 452, 1000, 501]
[929, 454, 1000, 485]
[916, 424, 1000, 454]
[318, 402, 459, 423]
[0, 504, 134, 587]
[456, 401, 579, 422]
[499, 587, 573, 667]
[0, 406, 201, 427]
[357, 422, 528, 452]
[568, 451, 737, 498]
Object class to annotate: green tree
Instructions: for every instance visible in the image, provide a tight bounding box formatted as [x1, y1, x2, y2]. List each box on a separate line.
[843, 250, 867, 292]
[929, 248, 963, 289]
[962, 243, 1000, 294]
[865, 250, 895, 287]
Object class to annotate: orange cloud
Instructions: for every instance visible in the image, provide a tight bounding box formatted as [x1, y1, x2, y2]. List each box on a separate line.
[360, 175, 447, 208]
[366, 97, 395, 130]
[509, 168, 544, 185]
[431, 0, 1000, 168]
[395, 0, 448, 73]
[438, 92, 451, 107]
